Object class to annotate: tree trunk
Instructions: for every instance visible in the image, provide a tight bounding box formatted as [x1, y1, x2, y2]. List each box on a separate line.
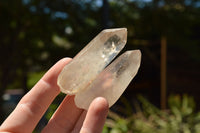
[22, 70, 29, 94]
[160, 36, 167, 109]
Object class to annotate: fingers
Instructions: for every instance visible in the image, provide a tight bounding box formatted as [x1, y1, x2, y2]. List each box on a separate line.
[71, 111, 87, 133]
[80, 97, 109, 133]
[0, 58, 72, 133]
[43, 97, 108, 133]
[0, 57, 109, 133]
[42, 96, 83, 133]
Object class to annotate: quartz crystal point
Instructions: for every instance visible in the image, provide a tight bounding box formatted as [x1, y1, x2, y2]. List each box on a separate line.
[58, 28, 127, 95]
[75, 50, 141, 110]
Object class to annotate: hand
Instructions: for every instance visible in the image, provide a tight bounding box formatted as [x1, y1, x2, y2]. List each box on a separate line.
[0, 58, 109, 133]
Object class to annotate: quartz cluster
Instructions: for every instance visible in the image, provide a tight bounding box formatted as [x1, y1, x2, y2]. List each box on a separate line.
[57, 28, 141, 110]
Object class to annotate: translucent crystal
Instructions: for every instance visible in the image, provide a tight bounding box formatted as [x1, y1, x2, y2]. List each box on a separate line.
[75, 50, 141, 110]
[57, 28, 127, 95]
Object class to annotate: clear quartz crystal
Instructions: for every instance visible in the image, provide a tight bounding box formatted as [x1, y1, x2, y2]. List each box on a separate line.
[57, 28, 127, 95]
[74, 50, 141, 110]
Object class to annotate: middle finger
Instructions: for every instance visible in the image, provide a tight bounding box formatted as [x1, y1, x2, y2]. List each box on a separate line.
[42, 95, 83, 133]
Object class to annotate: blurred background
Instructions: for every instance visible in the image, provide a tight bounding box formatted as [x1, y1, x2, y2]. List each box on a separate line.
[0, 0, 200, 132]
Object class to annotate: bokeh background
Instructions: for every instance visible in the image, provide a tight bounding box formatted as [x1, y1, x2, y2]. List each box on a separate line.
[0, 0, 200, 132]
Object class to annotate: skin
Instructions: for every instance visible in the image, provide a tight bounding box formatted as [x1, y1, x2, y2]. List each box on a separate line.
[0, 58, 109, 133]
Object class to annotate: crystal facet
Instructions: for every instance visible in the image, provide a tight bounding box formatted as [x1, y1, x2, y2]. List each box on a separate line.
[74, 50, 141, 110]
[57, 28, 127, 95]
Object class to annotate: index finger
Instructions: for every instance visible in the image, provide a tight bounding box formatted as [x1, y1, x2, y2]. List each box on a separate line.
[0, 58, 72, 133]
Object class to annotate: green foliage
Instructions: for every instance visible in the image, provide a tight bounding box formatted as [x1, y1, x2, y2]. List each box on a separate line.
[104, 95, 200, 133]
[45, 103, 58, 120]
[104, 111, 129, 133]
